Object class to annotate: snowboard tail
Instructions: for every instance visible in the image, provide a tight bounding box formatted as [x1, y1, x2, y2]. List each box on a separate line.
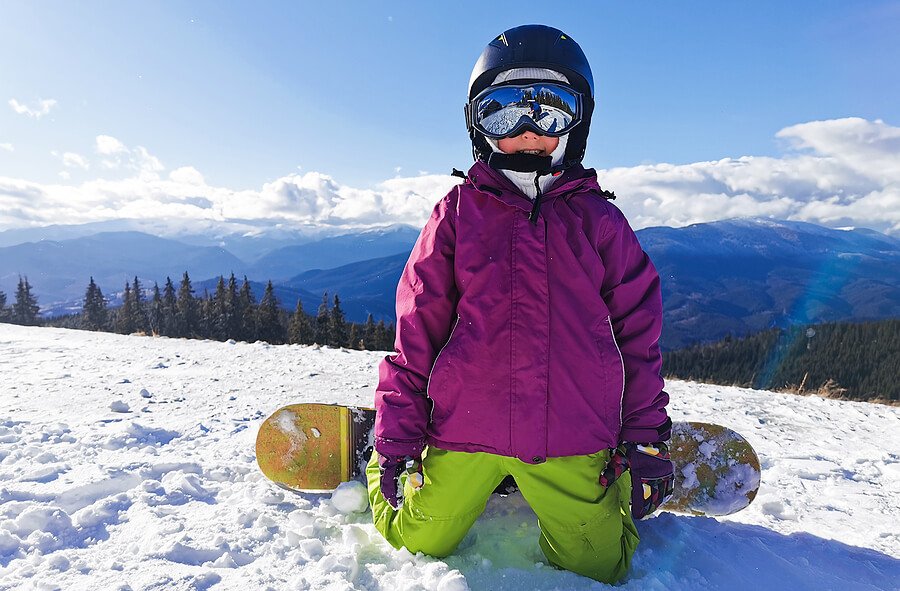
[255, 404, 375, 492]
[255, 403, 761, 516]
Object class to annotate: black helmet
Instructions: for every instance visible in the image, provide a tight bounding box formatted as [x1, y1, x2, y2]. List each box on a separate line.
[466, 24, 595, 168]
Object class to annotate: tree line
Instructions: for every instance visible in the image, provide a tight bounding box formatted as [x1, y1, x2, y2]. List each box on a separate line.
[1, 274, 397, 351]
[663, 319, 900, 404]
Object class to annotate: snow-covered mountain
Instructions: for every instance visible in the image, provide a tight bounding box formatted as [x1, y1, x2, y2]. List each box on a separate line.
[0, 219, 328, 260]
[0, 324, 897, 590]
[0, 232, 246, 315]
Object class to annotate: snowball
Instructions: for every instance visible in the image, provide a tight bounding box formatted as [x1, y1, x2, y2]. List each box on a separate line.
[110, 400, 131, 413]
[139, 389, 152, 398]
[331, 481, 369, 514]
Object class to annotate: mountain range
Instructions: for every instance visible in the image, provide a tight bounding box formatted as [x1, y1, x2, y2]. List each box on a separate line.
[2, 218, 897, 349]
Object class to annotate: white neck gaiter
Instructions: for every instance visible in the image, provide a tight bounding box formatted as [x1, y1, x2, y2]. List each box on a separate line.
[485, 67, 571, 201]
[485, 135, 568, 200]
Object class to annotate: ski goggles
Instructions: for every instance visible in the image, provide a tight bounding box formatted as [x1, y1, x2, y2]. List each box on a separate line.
[465, 82, 584, 138]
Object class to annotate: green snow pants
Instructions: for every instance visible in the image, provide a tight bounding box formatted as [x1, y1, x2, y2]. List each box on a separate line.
[366, 446, 639, 584]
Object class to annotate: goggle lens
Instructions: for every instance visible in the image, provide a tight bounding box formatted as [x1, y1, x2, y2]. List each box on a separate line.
[469, 82, 582, 138]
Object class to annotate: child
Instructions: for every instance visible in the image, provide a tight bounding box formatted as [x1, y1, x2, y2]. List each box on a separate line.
[366, 24, 673, 584]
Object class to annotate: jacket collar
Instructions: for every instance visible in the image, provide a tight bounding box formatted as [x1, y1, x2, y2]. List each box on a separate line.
[466, 160, 601, 212]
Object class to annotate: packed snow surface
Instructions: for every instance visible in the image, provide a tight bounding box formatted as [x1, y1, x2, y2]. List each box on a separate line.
[0, 325, 898, 590]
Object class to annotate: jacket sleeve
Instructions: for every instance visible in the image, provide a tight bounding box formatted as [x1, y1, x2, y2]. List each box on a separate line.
[374, 192, 459, 457]
[598, 204, 671, 443]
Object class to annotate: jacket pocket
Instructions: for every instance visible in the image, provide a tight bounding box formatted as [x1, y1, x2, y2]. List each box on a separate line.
[426, 314, 461, 423]
[592, 316, 626, 429]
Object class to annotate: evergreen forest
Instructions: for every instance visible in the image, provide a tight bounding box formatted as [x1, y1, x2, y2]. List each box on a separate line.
[663, 319, 899, 403]
[3, 276, 897, 403]
[0, 274, 395, 351]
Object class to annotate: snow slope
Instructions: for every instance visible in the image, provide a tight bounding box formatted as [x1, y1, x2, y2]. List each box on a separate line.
[0, 325, 897, 590]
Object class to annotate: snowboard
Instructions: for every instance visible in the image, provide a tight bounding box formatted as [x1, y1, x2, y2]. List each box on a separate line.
[255, 403, 761, 516]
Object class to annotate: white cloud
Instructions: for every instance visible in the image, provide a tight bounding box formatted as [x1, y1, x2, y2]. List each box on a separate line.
[0, 117, 897, 236]
[93, 135, 164, 179]
[62, 152, 89, 170]
[8, 98, 58, 119]
[95, 135, 128, 156]
[600, 117, 900, 235]
[0, 143, 13, 152]
[169, 166, 205, 185]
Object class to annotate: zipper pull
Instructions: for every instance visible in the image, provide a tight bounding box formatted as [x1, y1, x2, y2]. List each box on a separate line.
[529, 172, 544, 224]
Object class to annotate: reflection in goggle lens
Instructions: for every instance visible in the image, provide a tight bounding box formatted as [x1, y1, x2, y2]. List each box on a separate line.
[471, 83, 582, 138]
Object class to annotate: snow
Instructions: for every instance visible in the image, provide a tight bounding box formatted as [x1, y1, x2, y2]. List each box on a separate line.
[0, 324, 898, 590]
[480, 105, 571, 135]
[331, 482, 369, 515]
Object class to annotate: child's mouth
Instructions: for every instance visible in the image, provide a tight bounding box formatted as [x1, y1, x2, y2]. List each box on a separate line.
[517, 149, 545, 155]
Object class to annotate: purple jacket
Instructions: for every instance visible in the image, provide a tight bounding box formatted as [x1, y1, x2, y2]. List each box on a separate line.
[374, 161, 669, 464]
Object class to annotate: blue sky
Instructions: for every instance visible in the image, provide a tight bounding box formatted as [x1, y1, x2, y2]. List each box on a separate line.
[1, 1, 899, 235]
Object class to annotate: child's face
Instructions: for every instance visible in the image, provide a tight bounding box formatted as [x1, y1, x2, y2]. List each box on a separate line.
[497, 130, 559, 157]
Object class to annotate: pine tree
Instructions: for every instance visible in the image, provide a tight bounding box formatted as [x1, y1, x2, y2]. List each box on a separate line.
[226, 273, 240, 339]
[131, 277, 149, 334]
[257, 281, 284, 344]
[362, 314, 376, 350]
[374, 319, 388, 351]
[197, 289, 212, 339]
[212, 276, 228, 340]
[81, 277, 108, 331]
[160, 277, 177, 337]
[236, 276, 256, 342]
[148, 282, 162, 335]
[116, 283, 135, 334]
[0, 289, 8, 322]
[329, 294, 348, 347]
[315, 292, 330, 345]
[347, 323, 361, 350]
[11, 276, 40, 325]
[176, 272, 198, 337]
[384, 322, 396, 351]
[288, 298, 314, 345]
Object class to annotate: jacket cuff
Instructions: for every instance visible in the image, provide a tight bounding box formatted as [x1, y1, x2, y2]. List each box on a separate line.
[621, 417, 672, 444]
[374, 436, 426, 459]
